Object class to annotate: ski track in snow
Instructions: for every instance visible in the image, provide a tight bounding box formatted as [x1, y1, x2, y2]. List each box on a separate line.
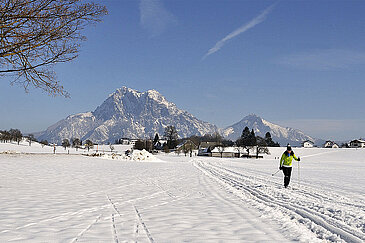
[194, 159, 365, 243]
[70, 214, 102, 243]
[134, 206, 154, 243]
[196, 164, 288, 242]
[111, 213, 119, 243]
[1, 149, 364, 242]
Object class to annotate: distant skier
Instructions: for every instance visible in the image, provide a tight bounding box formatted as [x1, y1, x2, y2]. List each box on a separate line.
[279, 144, 300, 188]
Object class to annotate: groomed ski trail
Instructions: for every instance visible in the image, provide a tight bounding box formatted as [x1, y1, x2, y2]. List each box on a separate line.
[194, 159, 365, 243]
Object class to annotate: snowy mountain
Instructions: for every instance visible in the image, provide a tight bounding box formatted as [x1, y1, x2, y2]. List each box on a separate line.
[37, 87, 219, 144]
[37, 87, 319, 146]
[223, 114, 317, 146]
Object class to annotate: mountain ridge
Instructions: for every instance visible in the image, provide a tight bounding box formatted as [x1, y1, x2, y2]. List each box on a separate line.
[223, 114, 318, 146]
[37, 87, 320, 145]
[37, 87, 219, 144]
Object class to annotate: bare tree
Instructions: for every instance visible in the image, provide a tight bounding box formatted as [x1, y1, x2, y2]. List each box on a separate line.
[182, 141, 195, 157]
[255, 136, 270, 158]
[0, 0, 107, 96]
[234, 146, 245, 158]
[109, 144, 114, 153]
[217, 146, 225, 158]
[72, 137, 81, 150]
[9, 128, 22, 144]
[26, 133, 36, 146]
[84, 139, 93, 151]
[62, 138, 70, 150]
[40, 139, 48, 147]
[164, 125, 178, 149]
[0, 130, 11, 142]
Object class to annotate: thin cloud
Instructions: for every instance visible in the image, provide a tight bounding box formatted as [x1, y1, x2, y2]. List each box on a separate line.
[139, 0, 177, 37]
[202, 3, 276, 60]
[275, 49, 365, 71]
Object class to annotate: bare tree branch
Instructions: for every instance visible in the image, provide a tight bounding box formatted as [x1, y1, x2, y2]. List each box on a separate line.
[0, 0, 107, 97]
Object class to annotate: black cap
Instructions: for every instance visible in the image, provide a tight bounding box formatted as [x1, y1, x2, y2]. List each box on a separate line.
[287, 144, 292, 151]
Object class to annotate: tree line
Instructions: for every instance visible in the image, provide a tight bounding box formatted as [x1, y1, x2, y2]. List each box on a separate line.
[0, 129, 95, 151]
[61, 138, 94, 151]
[133, 125, 280, 154]
[0, 129, 24, 144]
[133, 125, 179, 152]
[0, 128, 41, 146]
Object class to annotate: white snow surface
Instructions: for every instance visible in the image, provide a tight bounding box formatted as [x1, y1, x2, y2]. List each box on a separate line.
[0, 143, 364, 242]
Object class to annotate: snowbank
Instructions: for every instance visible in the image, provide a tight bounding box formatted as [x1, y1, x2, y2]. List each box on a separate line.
[101, 149, 163, 162]
[0, 150, 19, 154]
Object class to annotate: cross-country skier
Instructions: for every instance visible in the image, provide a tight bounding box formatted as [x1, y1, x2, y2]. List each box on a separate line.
[279, 144, 300, 188]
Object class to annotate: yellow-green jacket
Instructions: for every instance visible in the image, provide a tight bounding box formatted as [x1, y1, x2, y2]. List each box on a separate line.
[280, 151, 299, 167]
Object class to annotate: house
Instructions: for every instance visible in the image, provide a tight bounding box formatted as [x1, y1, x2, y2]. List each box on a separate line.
[129, 139, 138, 146]
[197, 141, 220, 156]
[302, 140, 314, 148]
[197, 147, 212, 156]
[332, 143, 339, 148]
[117, 138, 138, 146]
[154, 139, 167, 150]
[176, 140, 198, 152]
[349, 139, 365, 148]
[120, 138, 131, 145]
[324, 141, 339, 148]
[211, 147, 240, 158]
[210, 146, 262, 158]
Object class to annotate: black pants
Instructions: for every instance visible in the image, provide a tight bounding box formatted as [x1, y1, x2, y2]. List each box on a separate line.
[282, 167, 292, 188]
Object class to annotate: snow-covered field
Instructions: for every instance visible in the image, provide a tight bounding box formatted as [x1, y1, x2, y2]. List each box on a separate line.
[0, 143, 364, 242]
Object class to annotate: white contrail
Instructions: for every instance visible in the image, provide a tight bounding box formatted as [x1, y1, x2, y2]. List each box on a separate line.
[202, 3, 276, 60]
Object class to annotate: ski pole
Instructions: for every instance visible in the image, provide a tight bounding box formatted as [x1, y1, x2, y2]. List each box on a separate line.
[272, 169, 280, 176]
[298, 160, 300, 189]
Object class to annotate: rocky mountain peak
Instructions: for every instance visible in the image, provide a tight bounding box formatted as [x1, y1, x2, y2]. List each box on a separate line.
[37, 86, 218, 143]
[223, 114, 316, 146]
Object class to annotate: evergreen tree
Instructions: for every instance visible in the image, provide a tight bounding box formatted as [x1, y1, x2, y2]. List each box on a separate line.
[241, 127, 250, 141]
[237, 126, 251, 146]
[264, 132, 280, 147]
[153, 133, 159, 145]
[265, 132, 272, 141]
[249, 129, 257, 146]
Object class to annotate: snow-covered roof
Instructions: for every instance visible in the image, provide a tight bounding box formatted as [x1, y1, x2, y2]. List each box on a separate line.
[350, 139, 365, 143]
[211, 147, 243, 153]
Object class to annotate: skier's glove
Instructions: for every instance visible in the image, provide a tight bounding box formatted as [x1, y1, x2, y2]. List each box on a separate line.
[297, 157, 301, 161]
[279, 166, 283, 170]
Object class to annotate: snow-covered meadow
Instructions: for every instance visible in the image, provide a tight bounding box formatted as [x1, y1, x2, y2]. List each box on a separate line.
[0, 142, 364, 242]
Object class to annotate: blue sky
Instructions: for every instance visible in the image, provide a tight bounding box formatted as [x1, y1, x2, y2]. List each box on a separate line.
[1, 0, 365, 141]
